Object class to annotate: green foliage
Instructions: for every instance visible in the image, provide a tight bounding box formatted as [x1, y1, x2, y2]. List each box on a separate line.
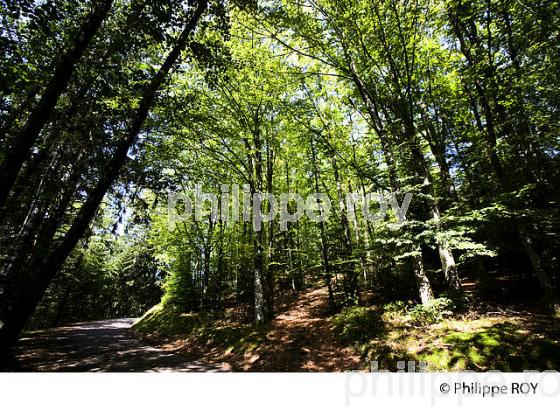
[382, 301, 409, 318]
[418, 322, 560, 371]
[361, 314, 560, 371]
[408, 298, 455, 326]
[132, 305, 204, 338]
[382, 298, 454, 326]
[29, 227, 162, 328]
[2, 0, 560, 359]
[133, 304, 268, 356]
[332, 306, 384, 343]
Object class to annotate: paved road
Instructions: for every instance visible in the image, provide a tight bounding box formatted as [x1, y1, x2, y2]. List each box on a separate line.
[4, 318, 226, 372]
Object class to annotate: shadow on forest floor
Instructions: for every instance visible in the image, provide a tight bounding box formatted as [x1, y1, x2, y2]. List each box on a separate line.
[8, 287, 560, 372]
[134, 286, 560, 372]
[134, 287, 362, 371]
[362, 312, 560, 371]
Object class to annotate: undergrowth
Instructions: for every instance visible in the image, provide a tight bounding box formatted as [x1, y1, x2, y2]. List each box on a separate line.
[132, 305, 268, 357]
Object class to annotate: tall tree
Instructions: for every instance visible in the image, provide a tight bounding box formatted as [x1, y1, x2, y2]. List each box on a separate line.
[0, 0, 209, 355]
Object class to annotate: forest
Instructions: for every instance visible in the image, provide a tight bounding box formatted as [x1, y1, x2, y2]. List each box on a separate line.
[1, 0, 560, 371]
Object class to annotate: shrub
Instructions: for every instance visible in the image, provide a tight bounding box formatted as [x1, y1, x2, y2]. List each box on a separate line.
[408, 298, 454, 326]
[382, 300, 410, 319]
[332, 306, 383, 343]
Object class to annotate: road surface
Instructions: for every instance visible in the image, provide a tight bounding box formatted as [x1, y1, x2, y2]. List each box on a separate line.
[4, 318, 227, 372]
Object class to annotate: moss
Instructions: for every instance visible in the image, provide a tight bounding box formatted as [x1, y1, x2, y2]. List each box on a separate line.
[135, 303, 560, 371]
[414, 321, 560, 371]
[356, 314, 560, 371]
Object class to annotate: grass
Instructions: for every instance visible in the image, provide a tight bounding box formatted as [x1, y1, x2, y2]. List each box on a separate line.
[132, 304, 268, 358]
[331, 306, 385, 343]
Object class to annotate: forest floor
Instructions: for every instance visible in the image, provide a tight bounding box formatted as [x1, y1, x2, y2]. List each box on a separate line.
[230, 286, 362, 371]
[141, 286, 364, 371]
[135, 285, 560, 372]
[6, 286, 560, 372]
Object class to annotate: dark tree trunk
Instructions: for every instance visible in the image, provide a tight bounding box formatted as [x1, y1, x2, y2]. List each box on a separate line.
[332, 156, 358, 303]
[265, 143, 275, 318]
[252, 126, 266, 323]
[309, 139, 335, 309]
[349, 67, 435, 304]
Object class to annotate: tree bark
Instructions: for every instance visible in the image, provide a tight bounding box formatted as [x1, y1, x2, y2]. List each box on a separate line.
[250, 113, 267, 323]
[349, 67, 436, 304]
[265, 143, 275, 318]
[412, 252, 434, 304]
[519, 225, 560, 312]
[310, 138, 335, 309]
[332, 156, 358, 303]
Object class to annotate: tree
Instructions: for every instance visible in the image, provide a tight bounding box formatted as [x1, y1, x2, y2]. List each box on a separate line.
[0, 0, 209, 356]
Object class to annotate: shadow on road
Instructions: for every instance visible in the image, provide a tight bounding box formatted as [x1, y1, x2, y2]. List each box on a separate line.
[2, 318, 227, 372]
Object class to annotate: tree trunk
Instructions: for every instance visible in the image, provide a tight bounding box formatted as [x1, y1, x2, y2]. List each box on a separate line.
[518, 225, 560, 313]
[310, 139, 335, 309]
[265, 143, 275, 318]
[347, 180, 368, 284]
[332, 156, 358, 303]
[448, 6, 557, 310]
[409, 138, 463, 299]
[202, 214, 214, 308]
[349, 67, 435, 304]
[412, 252, 434, 304]
[251, 117, 267, 323]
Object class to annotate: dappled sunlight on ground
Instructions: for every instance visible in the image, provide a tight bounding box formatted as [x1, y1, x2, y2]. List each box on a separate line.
[10, 288, 560, 373]
[246, 287, 362, 371]
[362, 311, 560, 371]
[143, 287, 364, 372]
[6, 318, 228, 372]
